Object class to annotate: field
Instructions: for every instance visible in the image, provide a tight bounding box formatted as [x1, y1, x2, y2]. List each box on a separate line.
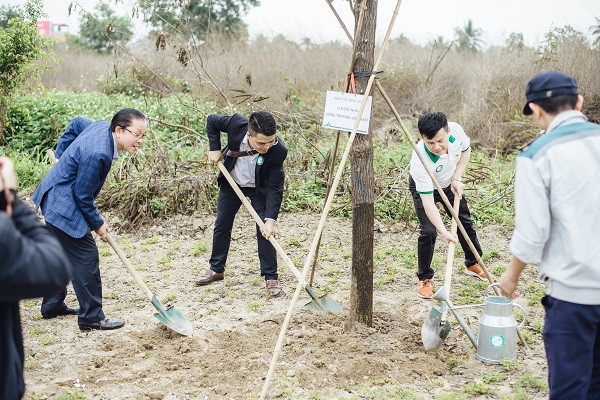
[7, 14, 599, 399]
[20, 210, 549, 400]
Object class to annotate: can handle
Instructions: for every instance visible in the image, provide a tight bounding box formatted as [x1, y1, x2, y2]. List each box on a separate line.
[512, 302, 527, 329]
[486, 282, 500, 293]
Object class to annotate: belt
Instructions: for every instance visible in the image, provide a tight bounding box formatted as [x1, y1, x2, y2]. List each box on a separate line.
[226, 149, 258, 158]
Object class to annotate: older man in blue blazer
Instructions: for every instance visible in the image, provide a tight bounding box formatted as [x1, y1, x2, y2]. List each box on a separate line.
[33, 108, 147, 331]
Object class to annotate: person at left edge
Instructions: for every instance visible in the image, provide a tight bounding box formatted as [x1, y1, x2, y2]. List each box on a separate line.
[1, 157, 71, 400]
[195, 112, 287, 297]
[32, 108, 147, 331]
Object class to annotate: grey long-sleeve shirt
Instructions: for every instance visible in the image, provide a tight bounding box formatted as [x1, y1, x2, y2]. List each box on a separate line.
[510, 110, 600, 305]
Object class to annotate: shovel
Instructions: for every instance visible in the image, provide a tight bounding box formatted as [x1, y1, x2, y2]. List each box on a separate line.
[421, 194, 461, 350]
[106, 234, 193, 336]
[217, 161, 342, 313]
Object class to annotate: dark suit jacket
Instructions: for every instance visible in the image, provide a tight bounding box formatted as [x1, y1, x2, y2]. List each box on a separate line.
[0, 192, 71, 400]
[206, 113, 287, 221]
[32, 119, 115, 238]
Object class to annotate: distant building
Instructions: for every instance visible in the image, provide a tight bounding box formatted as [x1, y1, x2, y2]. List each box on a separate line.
[36, 20, 70, 41]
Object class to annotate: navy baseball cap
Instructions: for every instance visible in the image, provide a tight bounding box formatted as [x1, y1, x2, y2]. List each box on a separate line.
[523, 71, 578, 115]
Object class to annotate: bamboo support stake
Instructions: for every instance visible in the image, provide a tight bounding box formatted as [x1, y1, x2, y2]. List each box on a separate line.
[259, 2, 404, 398]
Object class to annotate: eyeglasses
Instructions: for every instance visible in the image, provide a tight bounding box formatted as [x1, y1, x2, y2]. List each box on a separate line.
[250, 135, 278, 149]
[120, 126, 147, 140]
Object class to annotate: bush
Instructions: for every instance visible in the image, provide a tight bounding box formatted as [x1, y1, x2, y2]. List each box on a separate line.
[4, 91, 217, 156]
[2, 92, 518, 231]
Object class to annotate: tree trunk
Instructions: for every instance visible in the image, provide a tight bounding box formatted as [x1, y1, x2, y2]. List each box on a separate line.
[348, 0, 376, 328]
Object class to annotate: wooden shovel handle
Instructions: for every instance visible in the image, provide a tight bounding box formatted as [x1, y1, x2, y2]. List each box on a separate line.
[441, 195, 461, 323]
[106, 233, 154, 301]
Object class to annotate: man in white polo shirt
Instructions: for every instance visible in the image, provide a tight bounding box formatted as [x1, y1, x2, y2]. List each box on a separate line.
[409, 112, 492, 299]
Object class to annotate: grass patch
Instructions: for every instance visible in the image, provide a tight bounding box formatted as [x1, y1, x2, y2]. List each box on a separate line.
[286, 237, 301, 247]
[191, 241, 207, 256]
[515, 373, 548, 392]
[436, 393, 467, 400]
[531, 320, 544, 334]
[447, 355, 467, 370]
[462, 381, 493, 395]
[454, 279, 487, 305]
[499, 358, 522, 371]
[483, 370, 507, 384]
[246, 300, 264, 312]
[159, 255, 173, 270]
[24, 356, 39, 371]
[54, 389, 87, 400]
[39, 334, 54, 346]
[143, 234, 160, 245]
[162, 292, 177, 303]
[28, 326, 43, 335]
[323, 265, 342, 276]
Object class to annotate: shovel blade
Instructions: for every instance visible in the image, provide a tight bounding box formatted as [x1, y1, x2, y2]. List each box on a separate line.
[421, 306, 451, 350]
[302, 285, 343, 314]
[304, 295, 343, 314]
[151, 296, 193, 336]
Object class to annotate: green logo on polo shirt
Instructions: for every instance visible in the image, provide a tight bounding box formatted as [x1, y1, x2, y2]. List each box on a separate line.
[257, 155, 264, 165]
[436, 165, 443, 172]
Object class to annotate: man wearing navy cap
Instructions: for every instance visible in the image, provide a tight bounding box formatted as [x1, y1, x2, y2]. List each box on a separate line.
[499, 71, 600, 399]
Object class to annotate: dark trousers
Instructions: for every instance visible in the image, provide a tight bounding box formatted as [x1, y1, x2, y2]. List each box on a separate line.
[41, 223, 105, 324]
[209, 180, 278, 280]
[409, 177, 483, 280]
[542, 296, 600, 400]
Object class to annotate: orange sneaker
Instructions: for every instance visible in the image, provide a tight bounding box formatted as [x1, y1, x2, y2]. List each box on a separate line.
[417, 279, 434, 299]
[465, 264, 496, 281]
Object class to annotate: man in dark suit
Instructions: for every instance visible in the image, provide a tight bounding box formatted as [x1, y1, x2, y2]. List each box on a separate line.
[32, 108, 147, 330]
[195, 111, 287, 297]
[1, 157, 71, 400]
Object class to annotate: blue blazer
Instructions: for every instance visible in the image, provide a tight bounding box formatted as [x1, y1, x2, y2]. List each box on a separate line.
[33, 119, 116, 238]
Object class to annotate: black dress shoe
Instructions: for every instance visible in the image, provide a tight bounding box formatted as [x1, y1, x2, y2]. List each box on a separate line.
[42, 306, 80, 319]
[79, 318, 125, 331]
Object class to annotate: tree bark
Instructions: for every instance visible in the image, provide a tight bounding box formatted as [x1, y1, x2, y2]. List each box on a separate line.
[348, 0, 376, 328]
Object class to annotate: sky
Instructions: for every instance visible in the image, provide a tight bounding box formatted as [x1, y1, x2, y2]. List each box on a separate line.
[1, 0, 599, 48]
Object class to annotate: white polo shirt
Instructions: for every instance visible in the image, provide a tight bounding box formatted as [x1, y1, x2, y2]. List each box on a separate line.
[409, 121, 470, 194]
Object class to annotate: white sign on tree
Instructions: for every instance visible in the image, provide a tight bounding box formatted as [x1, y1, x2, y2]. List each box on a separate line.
[322, 90, 373, 135]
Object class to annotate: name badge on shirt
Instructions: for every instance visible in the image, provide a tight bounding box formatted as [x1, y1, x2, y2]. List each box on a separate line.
[257, 155, 264, 165]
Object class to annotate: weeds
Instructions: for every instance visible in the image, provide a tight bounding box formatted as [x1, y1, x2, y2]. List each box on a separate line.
[191, 241, 207, 256]
[246, 301, 263, 312]
[39, 334, 54, 346]
[447, 355, 467, 370]
[515, 373, 548, 392]
[162, 292, 177, 303]
[436, 393, 467, 400]
[53, 389, 87, 400]
[462, 381, 493, 395]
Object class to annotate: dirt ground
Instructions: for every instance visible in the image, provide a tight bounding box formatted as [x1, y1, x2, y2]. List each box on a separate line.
[20, 211, 549, 399]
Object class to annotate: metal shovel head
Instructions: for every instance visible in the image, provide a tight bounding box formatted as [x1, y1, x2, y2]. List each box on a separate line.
[304, 294, 343, 314]
[421, 304, 451, 350]
[151, 297, 193, 336]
